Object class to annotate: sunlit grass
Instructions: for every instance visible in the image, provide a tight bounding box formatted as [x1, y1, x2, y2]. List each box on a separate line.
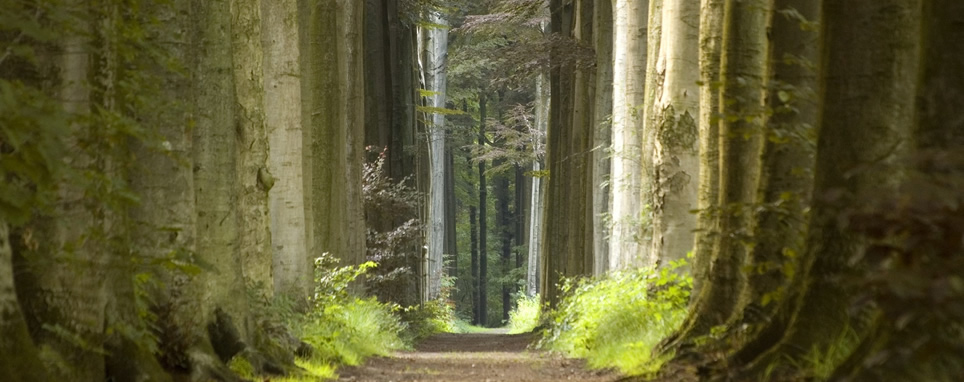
[540, 260, 692, 376]
[507, 294, 541, 334]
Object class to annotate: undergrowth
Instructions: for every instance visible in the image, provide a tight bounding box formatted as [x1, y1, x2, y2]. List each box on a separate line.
[507, 294, 541, 334]
[539, 259, 692, 376]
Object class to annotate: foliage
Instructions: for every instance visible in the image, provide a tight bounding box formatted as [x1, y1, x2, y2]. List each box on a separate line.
[839, 151, 964, 380]
[540, 260, 692, 376]
[507, 293, 540, 334]
[397, 298, 457, 343]
[363, 147, 424, 306]
[298, 254, 406, 367]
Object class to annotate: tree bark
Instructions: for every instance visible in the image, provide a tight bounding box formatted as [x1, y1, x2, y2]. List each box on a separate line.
[667, 0, 771, 349]
[726, 0, 821, 366]
[302, 0, 368, 287]
[609, 0, 649, 270]
[478, 92, 489, 325]
[0, 221, 48, 382]
[231, 0, 272, 303]
[649, 0, 701, 267]
[423, 11, 449, 301]
[691, 0, 724, 299]
[591, 0, 613, 276]
[264, 0, 309, 299]
[756, 1, 921, 376]
[526, 71, 548, 297]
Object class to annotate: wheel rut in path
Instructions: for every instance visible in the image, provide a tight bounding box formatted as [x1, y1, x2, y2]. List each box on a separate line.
[337, 329, 619, 381]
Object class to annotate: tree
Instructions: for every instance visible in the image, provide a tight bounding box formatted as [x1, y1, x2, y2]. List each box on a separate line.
[609, 0, 649, 269]
[301, 0, 368, 291]
[422, 10, 450, 301]
[264, 0, 309, 299]
[648, 0, 700, 267]
[590, 0, 613, 276]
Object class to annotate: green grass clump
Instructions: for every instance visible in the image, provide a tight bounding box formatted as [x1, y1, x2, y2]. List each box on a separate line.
[397, 298, 457, 343]
[300, 296, 406, 366]
[297, 254, 406, 366]
[540, 259, 692, 376]
[507, 294, 541, 334]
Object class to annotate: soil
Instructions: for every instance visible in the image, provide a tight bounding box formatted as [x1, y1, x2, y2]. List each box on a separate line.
[336, 329, 621, 381]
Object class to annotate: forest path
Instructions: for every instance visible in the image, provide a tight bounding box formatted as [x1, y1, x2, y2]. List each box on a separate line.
[336, 329, 620, 381]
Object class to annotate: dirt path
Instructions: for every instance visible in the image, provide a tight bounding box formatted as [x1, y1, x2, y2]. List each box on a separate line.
[336, 330, 620, 381]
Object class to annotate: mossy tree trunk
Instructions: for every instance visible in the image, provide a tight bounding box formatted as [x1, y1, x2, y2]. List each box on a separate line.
[726, 0, 821, 367]
[690, 0, 723, 300]
[666, 0, 772, 350]
[750, 1, 922, 378]
[649, 0, 701, 267]
[0, 221, 48, 381]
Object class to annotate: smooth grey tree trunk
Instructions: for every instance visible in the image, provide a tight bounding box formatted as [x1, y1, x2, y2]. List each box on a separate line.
[264, 0, 309, 299]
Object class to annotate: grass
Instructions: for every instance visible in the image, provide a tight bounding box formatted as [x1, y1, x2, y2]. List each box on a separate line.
[538, 260, 692, 376]
[507, 294, 541, 334]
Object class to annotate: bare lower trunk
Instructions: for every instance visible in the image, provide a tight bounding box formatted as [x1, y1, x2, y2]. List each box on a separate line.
[0, 222, 48, 381]
[591, 0, 613, 276]
[423, 12, 449, 301]
[264, 0, 308, 299]
[608, 0, 649, 270]
[649, 0, 701, 268]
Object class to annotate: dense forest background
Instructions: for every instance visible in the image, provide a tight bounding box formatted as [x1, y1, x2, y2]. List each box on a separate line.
[2, 0, 962, 381]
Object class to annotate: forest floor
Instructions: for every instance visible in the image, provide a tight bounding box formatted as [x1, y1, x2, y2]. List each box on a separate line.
[336, 329, 621, 381]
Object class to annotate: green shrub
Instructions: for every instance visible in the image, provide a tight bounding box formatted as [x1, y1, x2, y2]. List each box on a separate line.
[397, 298, 456, 343]
[298, 254, 406, 366]
[540, 259, 692, 376]
[507, 294, 541, 334]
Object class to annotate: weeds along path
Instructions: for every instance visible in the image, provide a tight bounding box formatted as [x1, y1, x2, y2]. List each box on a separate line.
[337, 329, 619, 381]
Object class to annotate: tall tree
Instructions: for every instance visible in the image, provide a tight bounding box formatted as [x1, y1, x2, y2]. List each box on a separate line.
[648, 0, 700, 266]
[231, 0, 273, 301]
[264, 0, 309, 298]
[590, 0, 613, 275]
[302, 0, 368, 287]
[477, 92, 489, 325]
[422, 11, 449, 301]
[667, 0, 771, 347]
[691, 0, 724, 296]
[526, 70, 548, 297]
[756, 1, 922, 377]
[609, 0, 649, 269]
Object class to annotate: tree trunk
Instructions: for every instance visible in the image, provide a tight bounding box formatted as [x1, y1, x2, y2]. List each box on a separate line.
[302, 0, 368, 285]
[690, 0, 724, 299]
[13, 7, 109, 378]
[649, 0, 701, 267]
[264, 0, 309, 299]
[495, 166, 513, 322]
[423, 11, 449, 301]
[478, 92, 489, 326]
[445, 149, 458, 279]
[668, 0, 771, 349]
[193, 0, 249, 364]
[591, 0, 613, 276]
[756, 1, 921, 376]
[469, 204, 480, 324]
[609, 0, 649, 270]
[0, 222, 48, 382]
[231, 0, 272, 303]
[526, 71, 548, 297]
[726, 0, 821, 366]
